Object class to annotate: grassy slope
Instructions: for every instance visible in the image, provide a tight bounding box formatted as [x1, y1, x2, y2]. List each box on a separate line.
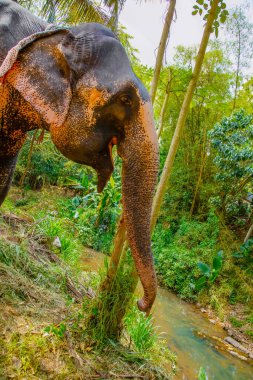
[0, 187, 176, 380]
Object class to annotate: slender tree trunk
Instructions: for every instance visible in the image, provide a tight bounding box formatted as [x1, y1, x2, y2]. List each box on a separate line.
[151, 0, 221, 231]
[106, 214, 126, 279]
[244, 223, 253, 243]
[157, 68, 172, 139]
[150, 0, 176, 104]
[190, 125, 207, 216]
[19, 130, 39, 187]
[233, 21, 241, 110]
[190, 152, 207, 216]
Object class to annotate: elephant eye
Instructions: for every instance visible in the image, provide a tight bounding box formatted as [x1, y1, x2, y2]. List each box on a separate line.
[120, 94, 132, 106]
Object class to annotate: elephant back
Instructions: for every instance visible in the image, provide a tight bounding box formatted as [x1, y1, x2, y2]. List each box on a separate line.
[0, 0, 47, 65]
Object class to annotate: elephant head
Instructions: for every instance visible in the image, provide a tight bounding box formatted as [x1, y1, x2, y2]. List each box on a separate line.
[0, 23, 159, 313]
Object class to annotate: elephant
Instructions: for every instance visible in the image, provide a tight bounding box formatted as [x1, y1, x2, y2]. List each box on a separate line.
[0, 0, 159, 314]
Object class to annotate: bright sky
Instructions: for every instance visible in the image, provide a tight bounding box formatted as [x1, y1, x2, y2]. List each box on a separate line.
[120, 0, 253, 67]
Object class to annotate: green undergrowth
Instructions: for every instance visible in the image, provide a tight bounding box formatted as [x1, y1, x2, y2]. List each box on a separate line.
[153, 211, 220, 300]
[0, 187, 176, 379]
[153, 210, 253, 323]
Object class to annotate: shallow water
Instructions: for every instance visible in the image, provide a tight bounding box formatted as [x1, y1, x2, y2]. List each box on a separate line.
[153, 288, 253, 380]
[81, 249, 253, 380]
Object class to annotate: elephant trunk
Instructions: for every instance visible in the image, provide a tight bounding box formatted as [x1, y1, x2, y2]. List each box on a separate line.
[117, 101, 159, 314]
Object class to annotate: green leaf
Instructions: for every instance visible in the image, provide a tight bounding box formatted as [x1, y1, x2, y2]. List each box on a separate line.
[198, 367, 208, 380]
[195, 276, 207, 290]
[92, 307, 99, 316]
[196, 0, 204, 4]
[198, 262, 211, 276]
[40, 0, 110, 26]
[213, 257, 222, 271]
[210, 272, 218, 283]
[192, 10, 198, 15]
[220, 15, 226, 24]
[110, 175, 115, 188]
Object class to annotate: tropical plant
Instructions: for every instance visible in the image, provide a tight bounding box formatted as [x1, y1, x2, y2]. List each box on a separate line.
[195, 250, 223, 290]
[233, 238, 253, 258]
[19, 0, 110, 25]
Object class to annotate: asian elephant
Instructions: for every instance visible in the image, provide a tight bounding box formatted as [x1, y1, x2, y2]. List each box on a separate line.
[0, 0, 159, 313]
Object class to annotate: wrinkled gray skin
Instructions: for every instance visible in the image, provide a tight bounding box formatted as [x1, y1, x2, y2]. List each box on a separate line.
[0, 0, 159, 313]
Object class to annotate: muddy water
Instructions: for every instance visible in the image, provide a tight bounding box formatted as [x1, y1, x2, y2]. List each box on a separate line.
[81, 249, 253, 380]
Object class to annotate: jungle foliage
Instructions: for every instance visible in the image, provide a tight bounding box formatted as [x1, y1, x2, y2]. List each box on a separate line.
[1, 2, 253, 377]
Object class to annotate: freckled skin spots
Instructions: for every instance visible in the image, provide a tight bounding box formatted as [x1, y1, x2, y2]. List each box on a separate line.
[0, 0, 159, 313]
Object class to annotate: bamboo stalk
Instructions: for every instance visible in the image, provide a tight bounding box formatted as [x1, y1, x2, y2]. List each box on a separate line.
[150, 0, 176, 104]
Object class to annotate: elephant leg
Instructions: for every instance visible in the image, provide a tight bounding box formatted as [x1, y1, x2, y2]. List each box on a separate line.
[0, 155, 18, 206]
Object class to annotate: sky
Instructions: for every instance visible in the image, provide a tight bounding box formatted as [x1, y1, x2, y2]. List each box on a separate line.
[119, 0, 253, 67]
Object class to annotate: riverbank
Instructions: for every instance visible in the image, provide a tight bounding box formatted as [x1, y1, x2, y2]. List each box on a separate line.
[196, 302, 253, 360]
[0, 188, 176, 379]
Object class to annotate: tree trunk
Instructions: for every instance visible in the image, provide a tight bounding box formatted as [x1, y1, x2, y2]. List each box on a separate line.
[190, 124, 208, 216]
[19, 130, 39, 187]
[107, 214, 126, 279]
[151, 0, 221, 230]
[150, 0, 176, 104]
[232, 21, 241, 110]
[157, 68, 172, 139]
[244, 223, 253, 243]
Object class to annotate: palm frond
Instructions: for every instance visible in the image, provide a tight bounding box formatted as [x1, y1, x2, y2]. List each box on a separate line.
[41, 0, 110, 25]
[18, 0, 35, 9]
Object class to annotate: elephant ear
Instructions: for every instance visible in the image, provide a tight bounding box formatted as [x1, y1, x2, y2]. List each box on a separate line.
[0, 28, 74, 128]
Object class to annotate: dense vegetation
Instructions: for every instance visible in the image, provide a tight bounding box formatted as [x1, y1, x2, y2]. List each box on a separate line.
[1, 0, 253, 378]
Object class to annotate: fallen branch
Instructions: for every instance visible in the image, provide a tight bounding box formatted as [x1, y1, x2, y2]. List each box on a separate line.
[65, 274, 95, 301]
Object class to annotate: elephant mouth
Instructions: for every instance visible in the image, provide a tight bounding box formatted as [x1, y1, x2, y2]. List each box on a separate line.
[96, 136, 118, 192]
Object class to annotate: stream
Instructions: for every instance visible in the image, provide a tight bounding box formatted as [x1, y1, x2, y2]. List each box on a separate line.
[81, 249, 253, 380]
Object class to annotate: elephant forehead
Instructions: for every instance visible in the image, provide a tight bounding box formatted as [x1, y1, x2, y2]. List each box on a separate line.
[78, 87, 110, 108]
